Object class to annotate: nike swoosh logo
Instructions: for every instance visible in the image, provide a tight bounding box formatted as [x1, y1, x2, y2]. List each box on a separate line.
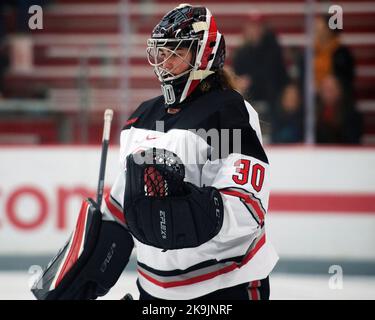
[146, 135, 158, 140]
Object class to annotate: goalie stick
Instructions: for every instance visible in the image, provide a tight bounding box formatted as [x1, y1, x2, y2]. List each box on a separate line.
[97, 109, 113, 207]
[30, 108, 135, 300]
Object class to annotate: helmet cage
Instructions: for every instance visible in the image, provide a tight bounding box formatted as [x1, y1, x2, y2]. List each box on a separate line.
[146, 38, 199, 83]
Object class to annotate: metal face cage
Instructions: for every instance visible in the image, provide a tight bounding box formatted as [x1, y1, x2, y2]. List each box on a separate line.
[146, 38, 199, 82]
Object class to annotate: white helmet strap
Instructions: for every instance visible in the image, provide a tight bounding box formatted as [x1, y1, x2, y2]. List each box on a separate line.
[189, 70, 215, 80]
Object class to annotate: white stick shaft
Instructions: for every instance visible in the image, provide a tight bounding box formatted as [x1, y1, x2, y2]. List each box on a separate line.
[103, 109, 113, 141]
[97, 109, 113, 206]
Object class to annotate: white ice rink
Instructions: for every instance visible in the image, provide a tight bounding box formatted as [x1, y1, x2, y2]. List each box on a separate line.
[1, 271, 375, 300]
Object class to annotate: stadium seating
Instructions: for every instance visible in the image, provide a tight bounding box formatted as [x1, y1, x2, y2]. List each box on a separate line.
[1, 0, 374, 144]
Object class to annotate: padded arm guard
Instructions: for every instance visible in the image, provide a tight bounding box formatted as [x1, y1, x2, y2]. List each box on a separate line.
[124, 148, 224, 250]
[31, 198, 134, 300]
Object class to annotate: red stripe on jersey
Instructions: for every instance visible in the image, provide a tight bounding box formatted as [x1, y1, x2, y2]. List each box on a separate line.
[240, 233, 266, 266]
[249, 287, 260, 300]
[55, 200, 88, 287]
[105, 193, 126, 224]
[138, 233, 266, 288]
[249, 280, 261, 288]
[125, 117, 138, 126]
[220, 189, 265, 224]
[248, 279, 261, 300]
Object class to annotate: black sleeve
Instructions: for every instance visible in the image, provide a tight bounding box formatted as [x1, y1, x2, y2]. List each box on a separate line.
[122, 96, 164, 130]
[215, 91, 268, 164]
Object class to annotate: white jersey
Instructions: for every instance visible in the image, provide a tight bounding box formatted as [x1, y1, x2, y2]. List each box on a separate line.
[102, 88, 278, 299]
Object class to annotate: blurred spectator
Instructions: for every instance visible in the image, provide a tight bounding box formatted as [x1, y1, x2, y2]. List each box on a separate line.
[272, 82, 304, 144]
[0, 51, 6, 98]
[294, 14, 360, 144]
[232, 12, 288, 126]
[296, 14, 355, 94]
[316, 74, 362, 144]
[0, 1, 51, 97]
[314, 15, 355, 94]
[0, 2, 9, 98]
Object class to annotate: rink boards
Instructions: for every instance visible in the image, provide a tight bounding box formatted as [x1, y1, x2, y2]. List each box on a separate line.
[0, 145, 374, 268]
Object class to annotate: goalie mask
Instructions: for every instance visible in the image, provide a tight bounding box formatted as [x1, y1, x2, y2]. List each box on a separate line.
[147, 4, 226, 107]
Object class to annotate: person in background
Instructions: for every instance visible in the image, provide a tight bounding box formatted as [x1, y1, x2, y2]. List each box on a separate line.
[314, 14, 355, 94]
[232, 12, 288, 129]
[272, 82, 304, 144]
[0, 2, 9, 98]
[295, 14, 361, 144]
[316, 74, 362, 144]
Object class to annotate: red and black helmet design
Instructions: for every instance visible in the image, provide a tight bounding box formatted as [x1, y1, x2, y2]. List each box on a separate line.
[152, 6, 206, 40]
[147, 4, 226, 106]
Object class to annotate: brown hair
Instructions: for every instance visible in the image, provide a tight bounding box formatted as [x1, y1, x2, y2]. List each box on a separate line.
[199, 67, 238, 92]
[217, 68, 239, 90]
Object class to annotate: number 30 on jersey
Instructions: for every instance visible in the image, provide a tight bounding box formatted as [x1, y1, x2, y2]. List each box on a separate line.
[232, 159, 265, 192]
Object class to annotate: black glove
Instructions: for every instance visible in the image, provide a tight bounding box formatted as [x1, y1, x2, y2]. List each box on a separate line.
[124, 148, 224, 250]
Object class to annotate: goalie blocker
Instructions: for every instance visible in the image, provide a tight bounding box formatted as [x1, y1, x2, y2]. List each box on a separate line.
[31, 198, 133, 300]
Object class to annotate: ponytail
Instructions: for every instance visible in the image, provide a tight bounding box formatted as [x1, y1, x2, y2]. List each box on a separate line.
[199, 67, 239, 93]
[217, 67, 239, 91]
